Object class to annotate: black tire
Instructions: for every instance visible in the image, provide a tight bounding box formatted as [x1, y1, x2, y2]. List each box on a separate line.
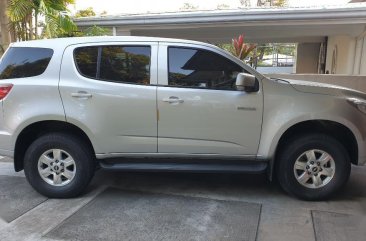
[276, 134, 351, 201]
[24, 133, 95, 198]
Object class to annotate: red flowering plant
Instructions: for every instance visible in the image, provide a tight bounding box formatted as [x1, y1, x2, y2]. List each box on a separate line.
[232, 34, 256, 62]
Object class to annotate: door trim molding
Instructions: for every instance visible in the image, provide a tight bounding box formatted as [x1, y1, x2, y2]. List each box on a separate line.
[96, 152, 259, 160]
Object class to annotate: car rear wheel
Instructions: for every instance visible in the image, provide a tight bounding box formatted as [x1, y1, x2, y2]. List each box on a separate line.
[24, 133, 95, 198]
[276, 134, 351, 200]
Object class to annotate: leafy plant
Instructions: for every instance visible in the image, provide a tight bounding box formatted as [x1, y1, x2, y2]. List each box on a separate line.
[180, 3, 198, 11]
[82, 25, 111, 36]
[75, 7, 96, 18]
[6, 0, 76, 40]
[0, 44, 5, 56]
[217, 4, 230, 9]
[240, 0, 251, 7]
[257, 0, 288, 7]
[231, 34, 256, 61]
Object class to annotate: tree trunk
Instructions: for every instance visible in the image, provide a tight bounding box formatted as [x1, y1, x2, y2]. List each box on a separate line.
[22, 21, 26, 41]
[28, 12, 33, 40]
[0, 0, 12, 50]
[17, 22, 22, 41]
[34, 11, 38, 39]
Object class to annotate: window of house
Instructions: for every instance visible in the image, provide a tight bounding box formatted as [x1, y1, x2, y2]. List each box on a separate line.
[168, 47, 245, 90]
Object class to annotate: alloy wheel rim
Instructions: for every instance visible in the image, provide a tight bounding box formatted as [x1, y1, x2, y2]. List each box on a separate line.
[293, 149, 335, 189]
[37, 149, 76, 186]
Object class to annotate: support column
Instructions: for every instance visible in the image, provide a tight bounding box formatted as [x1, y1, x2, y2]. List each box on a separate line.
[296, 43, 321, 74]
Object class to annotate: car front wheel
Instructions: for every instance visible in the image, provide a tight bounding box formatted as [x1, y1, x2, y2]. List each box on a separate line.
[24, 133, 95, 198]
[276, 134, 351, 200]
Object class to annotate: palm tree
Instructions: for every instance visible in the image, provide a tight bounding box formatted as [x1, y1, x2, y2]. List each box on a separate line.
[0, 0, 12, 49]
[6, 0, 34, 40]
[37, 0, 77, 38]
[0, 44, 5, 56]
[6, 0, 76, 41]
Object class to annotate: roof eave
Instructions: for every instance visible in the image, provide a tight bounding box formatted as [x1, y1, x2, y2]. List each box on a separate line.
[74, 7, 366, 27]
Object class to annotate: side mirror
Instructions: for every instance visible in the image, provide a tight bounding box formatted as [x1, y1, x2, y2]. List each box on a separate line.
[236, 73, 257, 92]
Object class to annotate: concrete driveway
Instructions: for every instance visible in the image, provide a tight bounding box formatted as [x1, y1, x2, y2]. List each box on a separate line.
[0, 157, 365, 241]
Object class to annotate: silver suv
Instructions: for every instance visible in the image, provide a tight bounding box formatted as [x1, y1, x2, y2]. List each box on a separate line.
[0, 37, 365, 200]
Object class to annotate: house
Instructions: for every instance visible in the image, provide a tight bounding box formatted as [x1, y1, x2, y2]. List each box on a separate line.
[74, 5, 366, 75]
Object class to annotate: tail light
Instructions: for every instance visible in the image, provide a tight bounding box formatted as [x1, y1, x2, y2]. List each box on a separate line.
[0, 84, 13, 100]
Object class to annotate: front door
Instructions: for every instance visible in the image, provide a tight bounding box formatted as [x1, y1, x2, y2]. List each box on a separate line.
[157, 43, 263, 156]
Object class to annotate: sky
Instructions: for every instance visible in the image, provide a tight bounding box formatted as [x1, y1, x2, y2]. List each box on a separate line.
[71, 0, 352, 15]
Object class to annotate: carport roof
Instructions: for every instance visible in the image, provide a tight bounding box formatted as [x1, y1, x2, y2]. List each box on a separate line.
[74, 5, 366, 43]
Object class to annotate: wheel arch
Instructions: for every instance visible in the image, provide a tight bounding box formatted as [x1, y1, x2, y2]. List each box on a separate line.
[268, 119, 359, 179]
[14, 120, 96, 172]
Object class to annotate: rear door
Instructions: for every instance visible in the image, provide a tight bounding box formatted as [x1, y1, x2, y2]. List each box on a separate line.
[59, 42, 158, 156]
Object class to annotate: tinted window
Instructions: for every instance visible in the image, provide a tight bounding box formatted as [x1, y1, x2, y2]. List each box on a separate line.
[168, 47, 244, 90]
[0, 47, 53, 80]
[100, 46, 150, 85]
[74, 46, 151, 85]
[74, 47, 98, 79]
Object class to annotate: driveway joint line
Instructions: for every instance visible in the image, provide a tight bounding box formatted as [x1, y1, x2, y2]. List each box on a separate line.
[254, 203, 263, 241]
[41, 185, 108, 237]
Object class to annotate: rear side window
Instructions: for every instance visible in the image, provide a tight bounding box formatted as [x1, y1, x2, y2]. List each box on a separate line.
[100, 46, 150, 85]
[0, 47, 53, 80]
[74, 46, 151, 85]
[74, 47, 99, 79]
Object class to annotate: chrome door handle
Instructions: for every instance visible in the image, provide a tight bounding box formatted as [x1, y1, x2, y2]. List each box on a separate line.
[162, 96, 184, 104]
[71, 91, 92, 99]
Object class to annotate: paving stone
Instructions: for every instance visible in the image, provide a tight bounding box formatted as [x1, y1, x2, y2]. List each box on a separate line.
[46, 188, 261, 241]
[0, 175, 47, 222]
[311, 210, 366, 241]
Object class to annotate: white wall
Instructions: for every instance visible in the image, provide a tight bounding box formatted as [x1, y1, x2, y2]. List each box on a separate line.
[257, 66, 294, 74]
[296, 43, 320, 74]
[325, 35, 356, 75]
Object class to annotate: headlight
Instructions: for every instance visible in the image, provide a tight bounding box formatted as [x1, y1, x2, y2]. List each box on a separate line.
[347, 98, 366, 114]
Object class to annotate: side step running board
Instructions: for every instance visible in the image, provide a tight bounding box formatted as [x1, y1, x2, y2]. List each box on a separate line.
[99, 161, 268, 174]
